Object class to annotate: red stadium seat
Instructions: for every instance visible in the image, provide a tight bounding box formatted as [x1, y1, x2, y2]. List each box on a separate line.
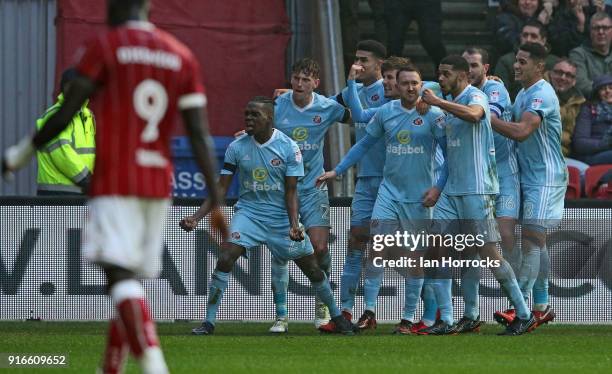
[584, 164, 612, 199]
[566, 166, 581, 199]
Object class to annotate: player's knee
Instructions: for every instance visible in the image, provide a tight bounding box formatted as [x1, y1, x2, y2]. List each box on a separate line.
[312, 241, 328, 255]
[305, 267, 325, 283]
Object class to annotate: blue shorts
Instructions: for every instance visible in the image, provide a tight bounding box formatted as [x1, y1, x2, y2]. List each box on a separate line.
[228, 211, 314, 262]
[432, 193, 500, 243]
[351, 176, 382, 227]
[496, 173, 520, 219]
[299, 188, 330, 229]
[520, 184, 566, 229]
[371, 194, 432, 251]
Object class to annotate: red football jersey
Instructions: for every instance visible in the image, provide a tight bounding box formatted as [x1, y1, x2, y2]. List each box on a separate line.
[76, 21, 206, 198]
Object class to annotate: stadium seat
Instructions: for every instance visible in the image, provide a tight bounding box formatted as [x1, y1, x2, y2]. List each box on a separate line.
[584, 164, 612, 199]
[566, 166, 581, 199]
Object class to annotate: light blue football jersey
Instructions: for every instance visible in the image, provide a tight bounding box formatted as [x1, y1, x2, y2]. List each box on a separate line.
[443, 85, 499, 195]
[221, 130, 304, 222]
[339, 79, 387, 177]
[512, 79, 568, 187]
[367, 100, 447, 202]
[481, 79, 519, 178]
[275, 92, 347, 192]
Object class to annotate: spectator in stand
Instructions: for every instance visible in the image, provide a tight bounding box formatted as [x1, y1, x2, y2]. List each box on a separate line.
[548, 0, 597, 57]
[495, 20, 560, 99]
[550, 59, 590, 174]
[383, 0, 446, 70]
[495, 0, 556, 57]
[573, 74, 612, 164]
[569, 12, 612, 97]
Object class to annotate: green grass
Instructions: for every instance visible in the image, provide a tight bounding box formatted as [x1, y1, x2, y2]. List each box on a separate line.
[0, 322, 611, 373]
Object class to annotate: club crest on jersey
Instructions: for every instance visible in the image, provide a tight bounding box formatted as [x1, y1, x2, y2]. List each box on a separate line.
[489, 91, 500, 103]
[252, 167, 268, 182]
[531, 98, 543, 109]
[371, 94, 380, 101]
[270, 158, 282, 167]
[231, 232, 241, 240]
[294, 150, 302, 163]
[313, 115, 322, 124]
[470, 93, 483, 102]
[413, 117, 423, 126]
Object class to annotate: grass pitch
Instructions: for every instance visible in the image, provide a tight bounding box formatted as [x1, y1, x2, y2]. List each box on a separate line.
[0, 322, 611, 373]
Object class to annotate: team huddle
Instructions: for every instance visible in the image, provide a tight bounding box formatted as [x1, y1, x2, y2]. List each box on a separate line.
[183, 39, 567, 338]
[0, 1, 569, 371]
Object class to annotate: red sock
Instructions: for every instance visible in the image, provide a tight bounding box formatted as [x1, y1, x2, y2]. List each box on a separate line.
[116, 298, 159, 358]
[101, 318, 128, 374]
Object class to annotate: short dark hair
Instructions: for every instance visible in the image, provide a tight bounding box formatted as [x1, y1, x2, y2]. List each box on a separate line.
[355, 39, 387, 59]
[522, 20, 548, 40]
[463, 46, 490, 65]
[590, 11, 612, 26]
[518, 42, 548, 62]
[291, 58, 320, 79]
[553, 58, 578, 71]
[381, 56, 411, 74]
[439, 55, 469, 73]
[249, 96, 275, 116]
[395, 63, 422, 80]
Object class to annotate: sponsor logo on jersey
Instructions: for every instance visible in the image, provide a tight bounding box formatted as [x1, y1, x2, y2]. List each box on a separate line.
[531, 98, 543, 109]
[252, 167, 268, 182]
[244, 181, 282, 191]
[447, 138, 461, 147]
[371, 94, 380, 101]
[434, 115, 445, 128]
[397, 130, 411, 144]
[387, 144, 425, 155]
[270, 158, 282, 167]
[413, 117, 423, 126]
[313, 115, 322, 124]
[489, 90, 500, 103]
[292, 127, 309, 141]
[231, 232, 241, 240]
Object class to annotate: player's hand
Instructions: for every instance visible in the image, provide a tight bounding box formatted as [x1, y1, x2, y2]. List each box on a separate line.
[234, 129, 246, 138]
[421, 89, 441, 106]
[289, 224, 305, 241]
[422, 186, 441, 207]
[210, 207, 229, 240]
[179, 215, 199, 232]
[273, 88, 290, 98]
[416, 97, 430, 115]
[316, 170, 337, 188]
[348, 64, 364, 81]
[487, 75, 504, 84]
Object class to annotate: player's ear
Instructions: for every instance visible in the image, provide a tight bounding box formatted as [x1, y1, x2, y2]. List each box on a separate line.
[313, 78, 320, 89]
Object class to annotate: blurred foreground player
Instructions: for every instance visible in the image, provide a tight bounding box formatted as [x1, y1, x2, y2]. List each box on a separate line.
[180, 97, 355, 336]
[2, 0, 226, 372]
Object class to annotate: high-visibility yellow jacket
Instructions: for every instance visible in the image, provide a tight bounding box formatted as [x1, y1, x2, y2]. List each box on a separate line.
[36, 94, 96, 194]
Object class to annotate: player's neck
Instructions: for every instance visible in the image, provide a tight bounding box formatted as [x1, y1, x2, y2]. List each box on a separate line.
[521, 75, 543, 90]
[451, 81, 469, 98]
[254, 128, 274, 145]
[400, 98, 417, 110]
[292, 93, 313, 108]
[360, 74, 382, 87]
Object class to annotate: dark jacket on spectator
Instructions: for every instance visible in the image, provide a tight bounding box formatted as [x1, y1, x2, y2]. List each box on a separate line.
[494, 11, 538, 57]
[573, 100, 612, 158]
[569, 42, 612, 98]
[548, 4, 592, 57]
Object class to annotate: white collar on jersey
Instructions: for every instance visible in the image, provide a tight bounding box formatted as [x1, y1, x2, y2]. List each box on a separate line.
[453, 84, 473, 103]
[125, 21, 155, 31]
[290, 92, 315, 112]
[254, 129, 279, 148]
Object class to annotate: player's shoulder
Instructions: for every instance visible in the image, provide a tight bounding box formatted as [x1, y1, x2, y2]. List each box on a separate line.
[483, 79, 507, 94]
[228, 133, 251, 150]
[467, 85, 488, 102]
[425, 105, 445, 119]
[276, 92, 293, 106]
[313, 92, 344, 109]
[273, 129, 296, 146]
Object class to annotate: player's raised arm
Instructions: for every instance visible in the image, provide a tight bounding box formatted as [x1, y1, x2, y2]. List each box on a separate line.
[2, 76, 96, 178]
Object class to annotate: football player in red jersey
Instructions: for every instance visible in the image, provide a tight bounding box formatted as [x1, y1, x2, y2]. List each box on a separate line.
[2, 0, 226, 372]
